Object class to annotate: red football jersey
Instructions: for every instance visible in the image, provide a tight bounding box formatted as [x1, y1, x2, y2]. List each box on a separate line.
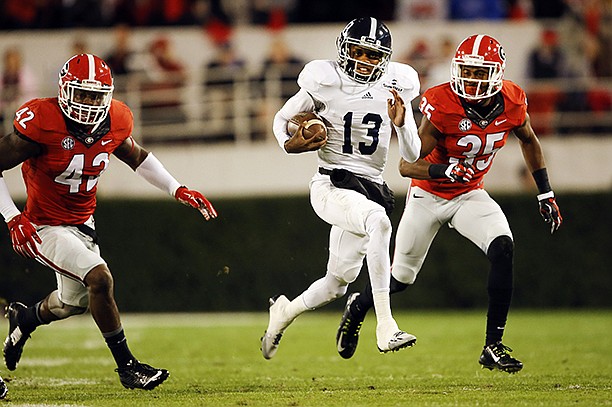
[414, 80, 527, 199]
[13, 98, 133, 225]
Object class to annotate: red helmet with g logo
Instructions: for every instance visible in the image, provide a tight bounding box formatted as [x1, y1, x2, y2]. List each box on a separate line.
[450, 34, 506, 100]
[58, 54, 114, 125]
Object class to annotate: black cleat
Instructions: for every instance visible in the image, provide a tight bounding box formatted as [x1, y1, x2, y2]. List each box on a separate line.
[0, 375, 7, 399]
[479, 342, 523, 373]
[336, 293, 365, 359]
[116, 360, 169, 390]
[3, 302, 31, 371]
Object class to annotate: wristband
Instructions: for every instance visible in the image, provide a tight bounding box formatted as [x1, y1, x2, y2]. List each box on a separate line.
[532, 168, 552, 194]
[537, 191, 554, 201]
[428, 164, 449, 179]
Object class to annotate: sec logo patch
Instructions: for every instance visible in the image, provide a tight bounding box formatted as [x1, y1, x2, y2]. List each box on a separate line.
[458, 118, 472, 132]
[61, 136, 75, 150]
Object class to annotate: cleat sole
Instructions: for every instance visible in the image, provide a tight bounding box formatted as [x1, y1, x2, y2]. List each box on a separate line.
[378, 337, 417, 354]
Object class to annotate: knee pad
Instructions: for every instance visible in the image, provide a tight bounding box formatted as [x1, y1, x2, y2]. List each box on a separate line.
[302, 274, 348, 309]
[327, 252, 364, 284]
[326, 275, 349, 300]
[47, 290, 87, 320]
[391, 259, 421, 285]
[487, 235, 514, 264]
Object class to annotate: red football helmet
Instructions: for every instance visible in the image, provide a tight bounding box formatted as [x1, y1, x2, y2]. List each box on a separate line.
[450, 34, 506, 101]
[58, 54, 114, 125]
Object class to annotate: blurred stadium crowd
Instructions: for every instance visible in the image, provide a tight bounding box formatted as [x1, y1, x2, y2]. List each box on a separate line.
[0, 0, 591, 29]
[0, 0, 610, 144]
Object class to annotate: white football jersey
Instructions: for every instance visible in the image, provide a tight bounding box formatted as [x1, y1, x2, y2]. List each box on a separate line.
[293, 60, 420, 182]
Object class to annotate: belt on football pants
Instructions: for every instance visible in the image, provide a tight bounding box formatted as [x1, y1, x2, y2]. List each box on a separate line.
[73, 224, 99, 244]
[317, 167, 395, 215]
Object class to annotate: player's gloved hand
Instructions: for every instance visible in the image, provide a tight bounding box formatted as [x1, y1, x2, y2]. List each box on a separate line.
[175, 186, 218, 221]
[445, 160, 475, 183]
[537, 191, 562, 234]
[7, 213, 42, 258]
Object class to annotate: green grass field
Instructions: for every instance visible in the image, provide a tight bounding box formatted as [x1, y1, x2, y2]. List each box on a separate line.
[0, 310, 610, 406]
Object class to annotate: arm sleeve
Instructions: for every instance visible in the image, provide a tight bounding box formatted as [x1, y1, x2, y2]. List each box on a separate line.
[393, 112, 421, 163]
[390, 62, 421, 162]
[272, 89, 316, 151]
[0, 177, 21, 222]
[134, 153, 182, 196]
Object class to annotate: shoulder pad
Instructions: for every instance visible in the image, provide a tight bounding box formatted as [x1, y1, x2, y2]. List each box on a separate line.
[421, 84, 451, 106]
[501, 80, 527, 123]
[419, 84, 457, 129]
[385, 62, 420, 101]
[297, 60, 339, 93]
[12, 98, 60, 139]
[109, 99, 134, 133]
[502, 80, 527, 106]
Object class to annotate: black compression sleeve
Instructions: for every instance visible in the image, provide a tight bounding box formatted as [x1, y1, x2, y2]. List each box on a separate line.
[428, 164, 449, 179]
[532, 168, 552, 194]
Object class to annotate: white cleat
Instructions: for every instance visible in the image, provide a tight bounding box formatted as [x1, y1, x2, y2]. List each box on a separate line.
[376, 321, 417, 353]
[260, 295, 293, 360]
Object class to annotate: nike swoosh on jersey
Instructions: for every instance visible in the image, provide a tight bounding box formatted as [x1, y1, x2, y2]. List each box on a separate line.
[101, 139, 112, 145]
[412, 194, 424, 198]
[494, 119, 507, 126]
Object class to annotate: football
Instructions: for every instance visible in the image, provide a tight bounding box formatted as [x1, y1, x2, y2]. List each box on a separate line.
[287, 112, 327, 140]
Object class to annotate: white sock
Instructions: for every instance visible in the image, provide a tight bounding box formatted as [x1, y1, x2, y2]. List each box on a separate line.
[372, 289, 394, 326]
[284, 294, 310, 321]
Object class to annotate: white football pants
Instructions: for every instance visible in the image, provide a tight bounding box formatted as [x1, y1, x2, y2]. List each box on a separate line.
[33, 217, 105, 308]
[299, 174, 392, 309]
[392, 185, 513, 285]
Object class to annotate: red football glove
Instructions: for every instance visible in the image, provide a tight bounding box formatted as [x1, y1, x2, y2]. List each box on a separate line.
[175, 186, 217, 221]
[537, 191, 562, 234]
[7, 214, 42, 258]
[445, 161, 475, 183]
